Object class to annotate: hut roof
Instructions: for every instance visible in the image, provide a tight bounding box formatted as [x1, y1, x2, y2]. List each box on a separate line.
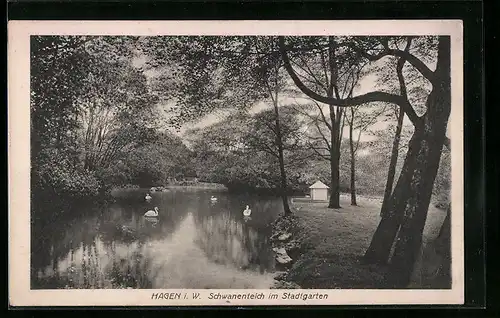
[309, 180, 329, 189]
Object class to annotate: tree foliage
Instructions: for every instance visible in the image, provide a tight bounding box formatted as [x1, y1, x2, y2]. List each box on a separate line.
[31, 36, 184, 211]
[31, 36, 100, 206]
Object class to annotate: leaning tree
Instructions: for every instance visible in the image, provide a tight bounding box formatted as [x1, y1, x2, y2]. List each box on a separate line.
[280, 35, 452, 287]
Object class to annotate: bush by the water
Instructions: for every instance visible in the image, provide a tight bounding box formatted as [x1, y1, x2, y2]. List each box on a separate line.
[34, 149, 101, 199]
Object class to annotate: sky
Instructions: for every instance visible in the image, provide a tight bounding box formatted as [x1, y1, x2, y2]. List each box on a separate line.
[153, 76, 406, 144]
[131, 42, 447, 146]
[137, 70, 395, 143]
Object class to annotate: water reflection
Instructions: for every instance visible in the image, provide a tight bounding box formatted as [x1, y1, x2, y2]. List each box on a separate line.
[32, 189, 282, 289]
[193, 212, 274, 274]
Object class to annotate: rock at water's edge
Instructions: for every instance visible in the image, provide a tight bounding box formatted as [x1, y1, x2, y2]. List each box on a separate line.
[278, 233, 292, 241]
[273, 247, 293, 265]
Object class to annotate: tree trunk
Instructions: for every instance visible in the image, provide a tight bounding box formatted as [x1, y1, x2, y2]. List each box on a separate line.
[381, 40, 410, 218]
[437, 205, 451, 242]
[328, 108, 341, 209]
[363, 37, 451, 276]
[362, 131, 424, 264]
[410, 203, 451, 288]
[432, 204, 451, 288]
[328, 155, 341, 208]
[385, 36, 451, 288]
[327, 38, 341, 210]
[386, 127, 450, 287]
[349, 114, 357, 206]
[278, 154, 292, 216]
[380, 108, 405, 217]
[272, 97, 292, 216]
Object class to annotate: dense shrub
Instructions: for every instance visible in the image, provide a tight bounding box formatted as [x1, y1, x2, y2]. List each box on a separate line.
[34, 148, 101, 199]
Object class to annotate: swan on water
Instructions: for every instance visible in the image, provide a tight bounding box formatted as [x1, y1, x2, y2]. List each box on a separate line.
[145, 193, 152, 201]
[210, 196, 218, 202]
[144, 207, 159, 217]
[243, 205, 252, 217]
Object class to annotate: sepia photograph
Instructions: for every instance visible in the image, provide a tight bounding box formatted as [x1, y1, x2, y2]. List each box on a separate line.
[8, 20, 464, 306]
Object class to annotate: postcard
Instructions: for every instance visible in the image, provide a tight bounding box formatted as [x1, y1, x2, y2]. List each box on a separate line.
[8, 19, 464, 306]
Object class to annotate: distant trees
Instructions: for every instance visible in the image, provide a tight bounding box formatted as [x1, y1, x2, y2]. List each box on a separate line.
[75, 60, 160, 186]
[245, 106, 310, 201]
[344, 103, 388, 205]
[187, 108, 308, 195]
[121, 132, 195, 187]
[187, 115, 266, 189]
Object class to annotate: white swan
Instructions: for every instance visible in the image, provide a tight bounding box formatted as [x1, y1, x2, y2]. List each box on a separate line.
[243, 205, 252, 217]
[210, 196, 218, 202]
[145, 193, 152, 201]
[144, 207, 159, 217]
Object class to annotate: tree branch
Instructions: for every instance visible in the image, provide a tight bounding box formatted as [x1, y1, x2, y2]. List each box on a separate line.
[311, 100, 332, 131]
[296, 54, 327, 91]
[313, 118, 332, 151]
[308, 144, 331, 160]
[279, 36, 423, 128]
[352, 38, 436, 83]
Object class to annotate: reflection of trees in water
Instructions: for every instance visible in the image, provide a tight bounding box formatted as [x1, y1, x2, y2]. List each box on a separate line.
[32, 191, 281, 289]
[36, 228, 141, 287]
[32, 199, 188, 289]
[190, 192, 280, 274]
[193, 211, 275, 274]
[32, 212, 102, 288]
[35, 234, 156, 289]
[103, 240, 154, 289]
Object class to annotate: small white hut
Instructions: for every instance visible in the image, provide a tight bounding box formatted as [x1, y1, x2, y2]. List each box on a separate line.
[309, 180, 329, 201]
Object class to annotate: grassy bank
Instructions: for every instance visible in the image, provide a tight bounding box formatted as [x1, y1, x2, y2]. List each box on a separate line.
[274, 194, 448, 289]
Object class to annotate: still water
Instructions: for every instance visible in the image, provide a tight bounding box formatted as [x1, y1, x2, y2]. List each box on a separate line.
[31, 189, 284, 289]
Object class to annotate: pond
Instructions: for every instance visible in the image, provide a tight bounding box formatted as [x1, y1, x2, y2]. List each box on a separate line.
[31, 188, 284, 289]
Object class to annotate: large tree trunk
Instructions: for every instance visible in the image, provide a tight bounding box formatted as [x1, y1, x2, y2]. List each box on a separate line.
[386, 124, 450, 287]
[328, 154, 341, 208]
[348, 113, 357, 206]
[385, 36, 451, 288]
[380, 108, 405, 217]
[363, 37, 451, 276]
[362, 131, 424, 264]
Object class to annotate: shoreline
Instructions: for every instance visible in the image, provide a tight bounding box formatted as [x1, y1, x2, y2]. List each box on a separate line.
[164, 184, 228, 190]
